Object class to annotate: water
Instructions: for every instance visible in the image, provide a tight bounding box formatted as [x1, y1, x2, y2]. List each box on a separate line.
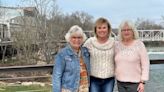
[147, 47, 164, 52]
[148, 52, 164, 60]
[114, 64, 164, 92]
[114, 48, 164, 92]
[142, 50, 164, 92]
[145, 64, 164, 92]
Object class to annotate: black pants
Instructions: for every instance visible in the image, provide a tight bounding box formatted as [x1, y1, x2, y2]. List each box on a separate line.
[117, 80, 139, 92]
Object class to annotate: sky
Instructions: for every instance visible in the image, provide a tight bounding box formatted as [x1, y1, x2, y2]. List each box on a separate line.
[1, 0, 164, 28]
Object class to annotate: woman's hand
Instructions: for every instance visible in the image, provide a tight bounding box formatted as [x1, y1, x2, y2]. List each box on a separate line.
[137, 82, 145, 92]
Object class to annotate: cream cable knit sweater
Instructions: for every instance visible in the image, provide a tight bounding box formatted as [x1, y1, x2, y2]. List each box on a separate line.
[84, 37, 115, 79]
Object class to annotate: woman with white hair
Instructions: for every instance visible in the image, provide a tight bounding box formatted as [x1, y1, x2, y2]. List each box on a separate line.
[114, 20, 150, 92]
[52, 25, 90, 92]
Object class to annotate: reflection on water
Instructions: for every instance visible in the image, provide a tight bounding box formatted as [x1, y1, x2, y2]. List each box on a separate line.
[114, 64, 164, 92]
[145, 64, 164, 92]
[150, 64, 164, 70]
[148, 52, 164, 60]
[147, 47, 164, 52]
[115, 46, 164, 92]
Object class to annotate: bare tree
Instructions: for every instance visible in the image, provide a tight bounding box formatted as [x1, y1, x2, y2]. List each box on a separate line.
[70, 11, 94, 30]
[135, 18, 164, 48]
[19, 0, 60, 64]
[135, 18, 163, 30]
[1, 0, 94, 65]
[47, 10, 93, 47]
[53, 11, 93, 39]
[11, 16, 38, 64]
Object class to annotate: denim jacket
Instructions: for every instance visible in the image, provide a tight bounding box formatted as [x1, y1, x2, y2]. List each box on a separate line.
[52, 44, 90, 92]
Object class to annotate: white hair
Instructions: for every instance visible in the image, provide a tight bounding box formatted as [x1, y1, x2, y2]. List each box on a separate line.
[118, 20, 139, 41]
[65, 25, 87, 42]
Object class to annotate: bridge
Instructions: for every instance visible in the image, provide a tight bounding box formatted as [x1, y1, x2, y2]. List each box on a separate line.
[138, 30, 164, 41]
[84, 30, 164, 41]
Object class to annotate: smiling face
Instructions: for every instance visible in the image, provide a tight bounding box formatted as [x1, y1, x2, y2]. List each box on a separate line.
[121, 23, 134, 40]
[69, 33, 83, 50]
[96, 23, 109, 39]
[94, 18, 111, 40]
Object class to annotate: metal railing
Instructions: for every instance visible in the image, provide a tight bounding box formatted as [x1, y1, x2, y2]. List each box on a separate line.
[0, 59, 164, 81]
[0, 64, 53, 81]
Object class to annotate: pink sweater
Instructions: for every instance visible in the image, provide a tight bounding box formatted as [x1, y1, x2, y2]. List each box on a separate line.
[114, 40, 149, 83]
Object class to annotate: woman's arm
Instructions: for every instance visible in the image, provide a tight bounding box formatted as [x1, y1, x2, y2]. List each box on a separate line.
[139, 41, 150, 82]
[52, 53, 65, 92]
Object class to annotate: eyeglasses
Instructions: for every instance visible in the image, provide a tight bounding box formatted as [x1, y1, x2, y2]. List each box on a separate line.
[71, 36, 82, 39]
[121, 29, 132, 32]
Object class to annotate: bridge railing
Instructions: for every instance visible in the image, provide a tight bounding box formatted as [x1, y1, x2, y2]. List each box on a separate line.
[138, 30, 164, 41]
[0, 58, 163, 81]
[84, 30, 164, 41]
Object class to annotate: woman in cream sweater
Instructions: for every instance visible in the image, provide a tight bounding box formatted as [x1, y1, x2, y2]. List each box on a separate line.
[84, 17, 115, 92]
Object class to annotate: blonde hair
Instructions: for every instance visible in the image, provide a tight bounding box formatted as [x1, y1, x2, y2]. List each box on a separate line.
[94, 17, 112, 38]
[118, 20, 139, 41]
[65, 25, 87, 42]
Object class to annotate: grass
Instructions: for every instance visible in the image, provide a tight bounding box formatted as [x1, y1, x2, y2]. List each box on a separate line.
[0, 85, 52, 92]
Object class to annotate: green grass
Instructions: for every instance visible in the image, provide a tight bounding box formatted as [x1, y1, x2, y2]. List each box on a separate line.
[0, 85, 52, 92]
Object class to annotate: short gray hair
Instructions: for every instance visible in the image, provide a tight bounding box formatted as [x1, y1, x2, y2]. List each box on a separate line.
[65, 25, 87, 42]
[118, 20, 139, 41]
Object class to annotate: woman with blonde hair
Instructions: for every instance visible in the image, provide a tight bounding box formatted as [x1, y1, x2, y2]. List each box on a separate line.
[114, 20, 150, 92]
[84, 17, 115, 92]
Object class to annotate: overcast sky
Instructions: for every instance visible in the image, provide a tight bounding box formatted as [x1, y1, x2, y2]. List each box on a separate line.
[1, 0, 164, 28]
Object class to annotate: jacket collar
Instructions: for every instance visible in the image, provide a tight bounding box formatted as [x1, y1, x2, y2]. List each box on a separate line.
[65, 44, 81, 56]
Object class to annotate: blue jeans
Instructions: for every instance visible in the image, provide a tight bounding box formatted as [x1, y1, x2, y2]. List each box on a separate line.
[90, 76, 115, 92]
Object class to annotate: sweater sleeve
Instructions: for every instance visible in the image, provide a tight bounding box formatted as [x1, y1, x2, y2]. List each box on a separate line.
[139, 41, 150, 81]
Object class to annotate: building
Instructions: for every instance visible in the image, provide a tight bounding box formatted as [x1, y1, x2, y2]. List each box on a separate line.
[0, 6, 38, 22]
[0, 6, 38, 41]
